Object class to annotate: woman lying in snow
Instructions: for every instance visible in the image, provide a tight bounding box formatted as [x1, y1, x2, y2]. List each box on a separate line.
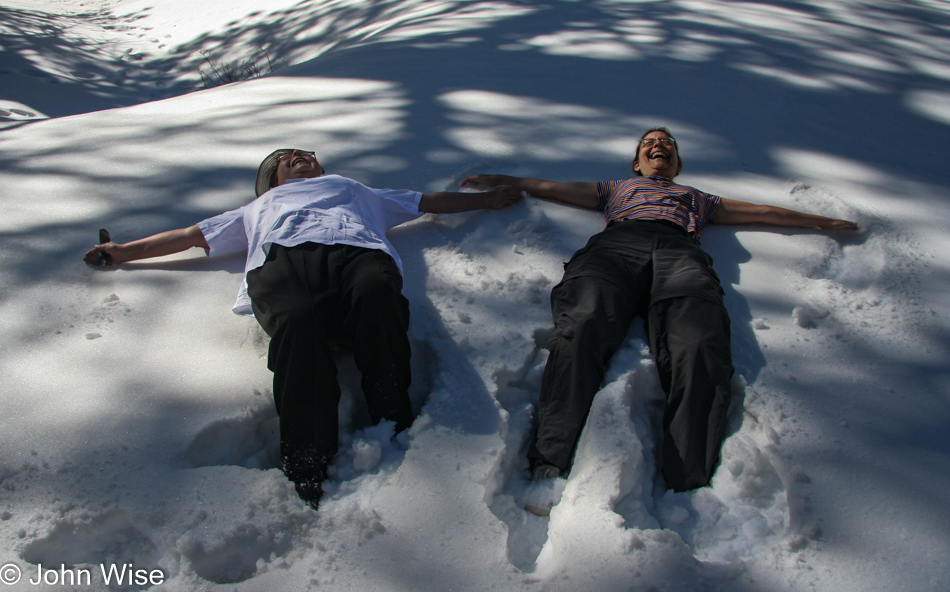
[464, 126, 857, 512]
[84, 148, 521, 509]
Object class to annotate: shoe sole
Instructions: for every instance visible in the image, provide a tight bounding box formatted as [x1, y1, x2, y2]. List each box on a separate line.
[523, 502, 552, 517]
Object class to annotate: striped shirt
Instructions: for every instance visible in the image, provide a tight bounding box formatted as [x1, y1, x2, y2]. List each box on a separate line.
[596, 176, 721, 241]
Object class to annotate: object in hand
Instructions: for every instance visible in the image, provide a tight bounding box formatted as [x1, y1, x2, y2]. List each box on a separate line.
[97, 228, 112, 267]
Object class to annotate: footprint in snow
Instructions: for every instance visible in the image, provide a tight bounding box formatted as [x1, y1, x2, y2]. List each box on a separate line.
[20, 510, 163, 584]
[185, 392, 280, 470]
[79, 293, 133, 341]
[484, 328, 554, 571]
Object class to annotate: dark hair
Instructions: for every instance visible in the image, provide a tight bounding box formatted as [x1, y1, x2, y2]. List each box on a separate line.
[632, 126, 683, 177]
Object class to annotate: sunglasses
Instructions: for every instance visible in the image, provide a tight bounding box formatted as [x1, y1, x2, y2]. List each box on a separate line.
[640, 137, 676, 148]
[276, 150, 315, 163]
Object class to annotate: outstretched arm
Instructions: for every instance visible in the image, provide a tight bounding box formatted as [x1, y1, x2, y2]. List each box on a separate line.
[419, 185, 523, 214]
[83, 224, 210, 267]
[713, 198, 858, 230]
[462, 174, 600, 209]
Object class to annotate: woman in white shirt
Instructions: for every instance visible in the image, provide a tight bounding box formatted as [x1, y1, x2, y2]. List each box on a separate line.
[84, 149, 521, 509]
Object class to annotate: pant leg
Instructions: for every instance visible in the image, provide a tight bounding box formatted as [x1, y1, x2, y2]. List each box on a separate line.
[339, 248, 414, 433]
[648, 296, 733, 491]
[246, 244, 341, 492]
[528, 276, 638, 472]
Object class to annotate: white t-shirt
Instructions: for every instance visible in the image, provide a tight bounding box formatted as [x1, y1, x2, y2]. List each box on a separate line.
[198, 175, 423, 315]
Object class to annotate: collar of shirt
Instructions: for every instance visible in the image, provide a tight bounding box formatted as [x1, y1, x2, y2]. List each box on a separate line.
[282, 176, 319, 186]
[646, 175, 673, 186]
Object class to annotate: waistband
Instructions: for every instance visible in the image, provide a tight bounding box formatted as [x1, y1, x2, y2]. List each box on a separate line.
[608, 217, 689, 237]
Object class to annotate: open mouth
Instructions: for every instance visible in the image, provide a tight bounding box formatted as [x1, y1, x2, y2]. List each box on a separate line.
[291, 157, 308, 167]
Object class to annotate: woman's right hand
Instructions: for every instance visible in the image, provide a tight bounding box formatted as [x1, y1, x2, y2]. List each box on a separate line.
[83, 242, 123, 267]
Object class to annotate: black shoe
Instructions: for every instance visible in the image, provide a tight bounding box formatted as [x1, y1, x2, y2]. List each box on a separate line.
[294, 479, 323, 511]
[282, 449, 329, 511]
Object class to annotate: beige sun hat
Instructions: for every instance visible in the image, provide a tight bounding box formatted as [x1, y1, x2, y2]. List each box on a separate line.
[254, 148, 299, 197]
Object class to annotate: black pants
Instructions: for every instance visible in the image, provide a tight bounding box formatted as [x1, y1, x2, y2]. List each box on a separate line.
[528, 220, 734, 491]
[246, 243, 414, 490]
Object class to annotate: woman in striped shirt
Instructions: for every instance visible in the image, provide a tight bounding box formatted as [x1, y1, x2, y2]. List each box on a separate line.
[464, 127, 857, 503]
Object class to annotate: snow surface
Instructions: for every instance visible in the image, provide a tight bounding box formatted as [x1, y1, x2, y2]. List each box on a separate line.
[1, 0, 949, 591]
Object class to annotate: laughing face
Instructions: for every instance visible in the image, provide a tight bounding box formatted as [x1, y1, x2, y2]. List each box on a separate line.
[633, 131, 681, 179]
[274, 150, 325, 187]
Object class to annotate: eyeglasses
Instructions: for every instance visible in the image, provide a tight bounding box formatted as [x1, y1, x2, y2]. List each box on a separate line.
[640, 137, 676, 148]
[276, 150, 315, 163]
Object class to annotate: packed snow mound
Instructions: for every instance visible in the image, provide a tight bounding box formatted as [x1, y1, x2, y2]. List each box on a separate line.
[1, 0, 949, 591]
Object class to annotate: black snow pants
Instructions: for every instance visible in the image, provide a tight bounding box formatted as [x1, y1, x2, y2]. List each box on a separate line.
[528, 219, 734, 491]
[246, 243, 414, 496]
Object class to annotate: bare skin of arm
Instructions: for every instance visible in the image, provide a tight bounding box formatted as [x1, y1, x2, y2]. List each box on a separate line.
[465, 174, 857, 230]
[462, 175, 599, 209]
[83, 224, 210, 267]
[419, 185, 523, 213]
[713, 198, 858, 230]
[85, 186, 520, 267]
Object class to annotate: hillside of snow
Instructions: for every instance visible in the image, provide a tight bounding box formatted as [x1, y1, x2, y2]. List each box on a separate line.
[1, 1, 948, 591]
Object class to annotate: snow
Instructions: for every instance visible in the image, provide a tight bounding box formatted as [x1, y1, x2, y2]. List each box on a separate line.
[1, 0, 949, 590]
